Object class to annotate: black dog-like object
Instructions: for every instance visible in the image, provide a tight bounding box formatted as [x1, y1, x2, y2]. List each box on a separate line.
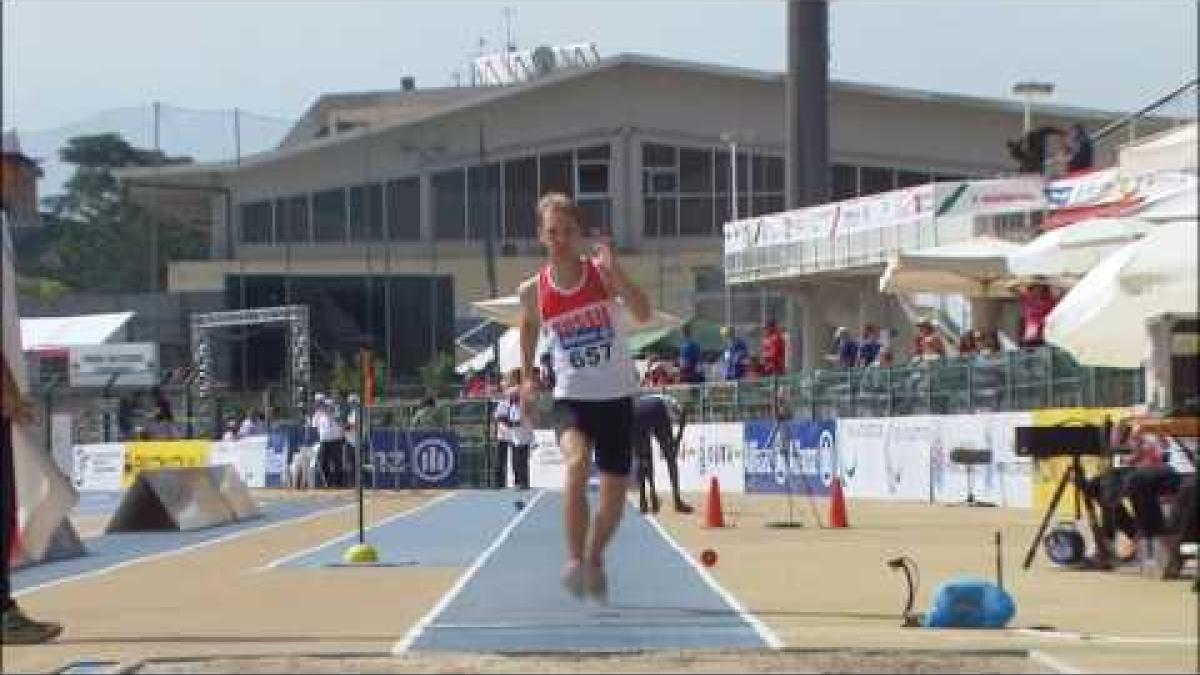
[632, 393, 694, 514]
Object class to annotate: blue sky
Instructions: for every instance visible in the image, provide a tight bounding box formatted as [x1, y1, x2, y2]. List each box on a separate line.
[3, 0, 1197, 131]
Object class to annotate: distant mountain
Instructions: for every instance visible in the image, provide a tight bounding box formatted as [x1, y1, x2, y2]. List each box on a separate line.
[18, 103, 294, 199]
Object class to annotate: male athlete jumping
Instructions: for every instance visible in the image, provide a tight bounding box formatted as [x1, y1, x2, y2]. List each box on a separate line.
[518, 192, 652, 603]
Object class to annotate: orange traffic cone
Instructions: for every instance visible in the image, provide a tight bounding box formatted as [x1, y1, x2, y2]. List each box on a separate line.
[829, 476, 849, 528]
[703, 476, 726, 528]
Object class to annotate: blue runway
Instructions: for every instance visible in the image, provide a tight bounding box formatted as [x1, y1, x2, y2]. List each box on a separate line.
[407, 491, 771, 653]
[13, 497, 349, 593]
[276, 490, 536, 568]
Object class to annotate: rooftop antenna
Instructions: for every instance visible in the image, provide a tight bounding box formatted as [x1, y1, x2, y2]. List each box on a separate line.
[503, 7, 516, 52]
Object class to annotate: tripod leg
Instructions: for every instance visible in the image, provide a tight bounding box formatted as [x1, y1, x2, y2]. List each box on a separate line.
[1024, 465, 1072, 569]
[1075, 466, 1116, 563]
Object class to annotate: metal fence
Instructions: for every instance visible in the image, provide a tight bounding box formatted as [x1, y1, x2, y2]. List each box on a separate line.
[644, 349, 1143, 424]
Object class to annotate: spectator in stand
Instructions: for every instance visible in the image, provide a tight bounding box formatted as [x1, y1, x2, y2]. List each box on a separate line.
[239, 410, 265, 438]
[643, 356, 673, 388]
[877, 328, 898, 367]
[463, 370, 486, 398]
[116, 394, 136, 441]
[538, 352, 556, 391]
[1066, 123, 1094, 173]
[857, 324, 882, 367]
[678, 325, 704, 384]
[829, 327, 859, 369]
[1006, 125, 1066, 175]
[747, 355, 766, 380]
[977, 328, 1003, 357]
[958, 329, 981, 358]
[760, 319, 787, 377]
[912, 320, 947, 362]
[1019, 279, 1061, 350]
[719, 327, 749, 381]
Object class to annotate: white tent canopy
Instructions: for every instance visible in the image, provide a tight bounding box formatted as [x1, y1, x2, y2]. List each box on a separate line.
[1007, 216, 1157, 279]
[1119, 123, 1198, 174]
[1045, 218, 1198, 368]
[20, 311, 134, 352]
[879, 237, 1024, 298]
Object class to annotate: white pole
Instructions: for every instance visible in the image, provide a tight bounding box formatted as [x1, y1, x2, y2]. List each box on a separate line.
[726, 141, 737, 330]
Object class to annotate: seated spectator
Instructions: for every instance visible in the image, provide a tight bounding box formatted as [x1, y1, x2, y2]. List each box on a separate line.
[958, 330, 981, 358]
[977, 328, 1003, 357]
[678, 326, 705, 384]
[1019, 280, 1060, 350]
[912, 320, 947, 362]
[720, 327, 749, 381]
[1066, 123, 1094, 173]
[1006, 125, 1066, 175]
[857, 324, 882, 367]
[760, 319, 787, 376]
[829, 327, 859, 369]
[747, 355, 766, 380]
[538, 353, 556, 391]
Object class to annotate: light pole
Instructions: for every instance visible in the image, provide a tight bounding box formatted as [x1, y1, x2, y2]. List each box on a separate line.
[1012, 81, 1055, 134]
[720, 130, 756, 332]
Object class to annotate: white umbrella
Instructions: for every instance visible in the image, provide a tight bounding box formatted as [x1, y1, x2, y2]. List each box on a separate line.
[1045, 218, 1198, 367]
[1007, 216, 1155, 279]
[879, 236, 1022, 298]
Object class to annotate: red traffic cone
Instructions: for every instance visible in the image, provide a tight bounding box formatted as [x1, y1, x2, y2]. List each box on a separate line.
[703, 476, 726, 528]
[829, 476, 849, 529]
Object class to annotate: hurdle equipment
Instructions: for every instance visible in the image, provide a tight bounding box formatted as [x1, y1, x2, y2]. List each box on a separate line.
[106, 467, 257, 533]
[702, 476, 726, 528]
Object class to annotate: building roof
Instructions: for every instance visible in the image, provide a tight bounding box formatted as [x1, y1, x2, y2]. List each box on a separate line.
[1, 130, 42, 172]
[20, 311, 135, 352]
[116, 52, 1149, 186]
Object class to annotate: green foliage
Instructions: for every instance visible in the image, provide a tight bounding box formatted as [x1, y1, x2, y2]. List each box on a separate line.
[34, 133, 204, 292]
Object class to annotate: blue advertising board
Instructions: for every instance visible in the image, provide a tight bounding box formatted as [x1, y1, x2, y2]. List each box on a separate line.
[743, 419, 838, 496]
[367, 429, 461, 490]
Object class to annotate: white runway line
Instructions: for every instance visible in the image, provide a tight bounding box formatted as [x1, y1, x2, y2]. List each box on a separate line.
[1028, 650, 1084, 674]
[640, 509, 784, 650]
[14, 501, 357, 599]
[1013, 628, 1198, 646]
[392, 489, 548, 655]
[254, 491, 458, 571]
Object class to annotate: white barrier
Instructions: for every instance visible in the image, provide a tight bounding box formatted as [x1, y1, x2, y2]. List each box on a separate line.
[71, 435, 271, 492]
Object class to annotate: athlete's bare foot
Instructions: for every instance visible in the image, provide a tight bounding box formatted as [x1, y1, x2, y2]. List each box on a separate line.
[584, 563, 609, 605]
[561, 560, 587, 601]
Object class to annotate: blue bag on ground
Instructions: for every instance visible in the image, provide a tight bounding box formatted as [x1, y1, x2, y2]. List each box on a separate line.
[922, 578, 1015, 628]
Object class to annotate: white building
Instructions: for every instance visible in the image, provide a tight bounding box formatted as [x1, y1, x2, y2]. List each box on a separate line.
[119, 51, 1159, 381]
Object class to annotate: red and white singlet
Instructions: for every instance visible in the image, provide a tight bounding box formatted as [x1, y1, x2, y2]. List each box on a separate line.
[537, 259, 636, 401]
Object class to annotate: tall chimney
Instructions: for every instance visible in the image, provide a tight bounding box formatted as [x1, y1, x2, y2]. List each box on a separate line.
[785, 0, 830, 209]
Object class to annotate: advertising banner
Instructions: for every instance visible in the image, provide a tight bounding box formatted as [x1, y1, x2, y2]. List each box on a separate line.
[366, 429, 461, 489]
[209, 435, 270, 489]
[666, 422, 746, 493]
[930, 412, 1034, 508]
[743, 419, 837, 496]
[71, 443, 126, 492]
[122, 440, 211, 488]
[837, 417, 936, 502]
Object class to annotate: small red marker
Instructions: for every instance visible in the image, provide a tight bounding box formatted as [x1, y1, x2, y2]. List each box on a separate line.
[700, 548, 718, 567]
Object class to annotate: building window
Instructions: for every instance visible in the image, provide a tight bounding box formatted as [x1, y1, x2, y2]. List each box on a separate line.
[694, 265, 725, 292]
[578, 198, 611, 234]
[348, 183, 384, 241]
[896, 169, 931, 189]
[433, 168, 466, 241]
[539, 151, 573, 197]
[386, 177, 421, 241]
[240, 201, 273, 244]
[832, 164, 858, 200]
[313, 188, 347, 243]
[753, 155, 784, 194]
[859, 166, 895, 196]
[504, 157, 537, 239]
[467, 163, 501, 241]
[276, 195, 310, 243]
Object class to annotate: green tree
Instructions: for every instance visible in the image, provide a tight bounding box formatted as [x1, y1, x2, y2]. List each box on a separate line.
[418, 352, 457, 397]
[38, 133, 204, 292]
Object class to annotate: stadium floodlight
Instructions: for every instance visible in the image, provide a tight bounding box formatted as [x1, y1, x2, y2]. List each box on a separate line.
[1011, 81, 1056, 133]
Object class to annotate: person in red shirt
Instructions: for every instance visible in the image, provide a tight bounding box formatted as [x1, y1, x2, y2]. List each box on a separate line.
[760, 319, 786, 376]
[1019, 280, 1060, 349]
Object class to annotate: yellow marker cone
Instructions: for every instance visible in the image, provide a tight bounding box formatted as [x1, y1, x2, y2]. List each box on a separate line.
[343, 543, 379, 564]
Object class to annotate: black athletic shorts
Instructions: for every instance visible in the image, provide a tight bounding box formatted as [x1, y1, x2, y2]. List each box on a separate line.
[551, 397, 634, 476]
